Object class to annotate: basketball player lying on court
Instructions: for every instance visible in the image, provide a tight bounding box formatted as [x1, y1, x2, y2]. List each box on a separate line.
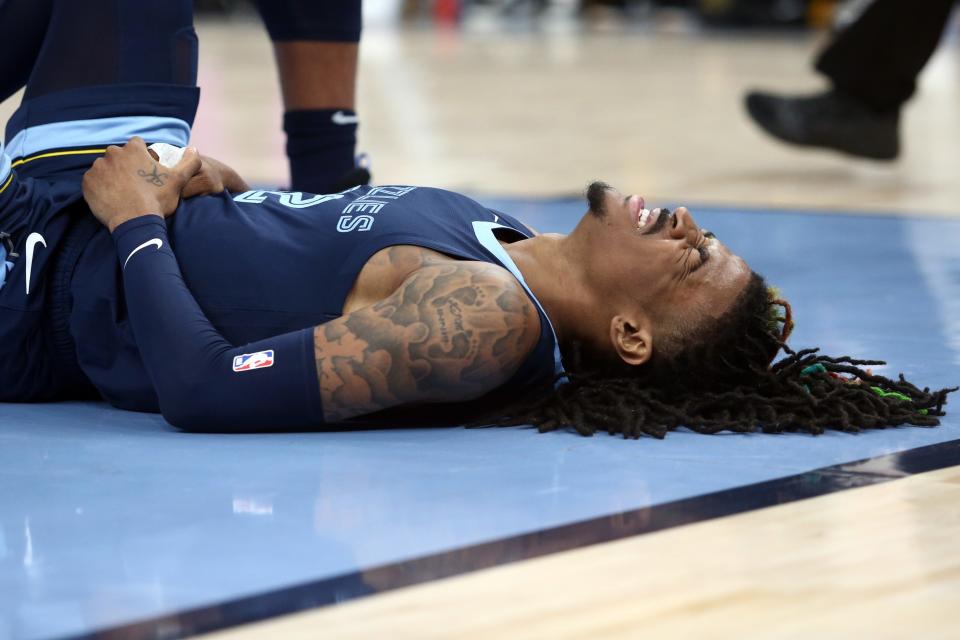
[47, 137, 945, 437]
[1, 0, 951, 437]
[4, 135, 952, 437]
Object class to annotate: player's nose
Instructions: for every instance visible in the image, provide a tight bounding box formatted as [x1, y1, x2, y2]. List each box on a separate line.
[669, 206, 701, 244]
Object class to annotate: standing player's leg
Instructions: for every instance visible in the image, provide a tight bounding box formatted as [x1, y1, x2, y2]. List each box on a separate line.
[6, 0, 200, 178]
[22, 0, 197, 99]
[254, 1, 369, 194]
[0, 0, 53, 103]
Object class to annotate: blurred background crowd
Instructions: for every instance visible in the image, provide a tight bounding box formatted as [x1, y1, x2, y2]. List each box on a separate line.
[194, 0, 857, 29]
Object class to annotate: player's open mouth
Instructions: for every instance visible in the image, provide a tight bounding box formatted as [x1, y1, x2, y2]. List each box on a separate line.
[629, 195, 646, 228]
[638, 208, 650, 229]
[635, 204, 662, 232]
[639, 207, 671, 234]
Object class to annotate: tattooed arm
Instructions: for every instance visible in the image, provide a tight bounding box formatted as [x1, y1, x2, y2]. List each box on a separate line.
[316, 262, 540, 421]
[84, 139, 539, 429]
[111, 232, 535, 430]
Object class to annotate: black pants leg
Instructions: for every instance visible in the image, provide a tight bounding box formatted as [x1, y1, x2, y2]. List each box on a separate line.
[816, 0, 956, 113]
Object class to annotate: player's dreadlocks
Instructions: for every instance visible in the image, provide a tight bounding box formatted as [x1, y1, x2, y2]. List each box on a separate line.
[489, 270, 955, 438]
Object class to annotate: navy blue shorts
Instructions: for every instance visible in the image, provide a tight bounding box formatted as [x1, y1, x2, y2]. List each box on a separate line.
[0, 0, 199, 401]
[0, 83, 200, 402]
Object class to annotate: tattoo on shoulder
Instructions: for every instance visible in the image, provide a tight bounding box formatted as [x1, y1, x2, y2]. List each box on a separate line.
[138, 165, 168, 187]
[314, 264, 539, 421]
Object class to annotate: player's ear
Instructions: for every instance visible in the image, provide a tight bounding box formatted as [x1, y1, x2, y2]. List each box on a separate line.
[609, 314, 652, 366]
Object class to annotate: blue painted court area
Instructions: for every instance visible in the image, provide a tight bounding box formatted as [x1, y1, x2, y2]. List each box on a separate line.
[2, 199, 959, 640]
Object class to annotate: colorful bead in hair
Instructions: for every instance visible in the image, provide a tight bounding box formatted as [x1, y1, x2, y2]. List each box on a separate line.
[766, 286, 795, 343]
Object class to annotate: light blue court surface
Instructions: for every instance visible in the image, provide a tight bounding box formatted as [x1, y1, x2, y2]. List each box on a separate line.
[3, 199, 960, 640]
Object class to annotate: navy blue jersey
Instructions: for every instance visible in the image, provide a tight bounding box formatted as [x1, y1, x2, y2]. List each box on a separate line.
[68, 185, 564, 416]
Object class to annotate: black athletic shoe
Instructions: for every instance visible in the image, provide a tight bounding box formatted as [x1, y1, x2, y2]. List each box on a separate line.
[744, 89, 900, 160]
[329, 167, 371, 193]
[329, 152, 372, 193]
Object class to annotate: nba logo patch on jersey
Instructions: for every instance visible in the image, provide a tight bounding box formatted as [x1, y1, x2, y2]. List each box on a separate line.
[232, 350, 275, 372]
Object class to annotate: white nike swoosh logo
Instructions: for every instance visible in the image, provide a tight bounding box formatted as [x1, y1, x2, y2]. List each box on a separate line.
[24, 232, 46, 296]
[123, 238, 163, 270]
[331, 110, 359, 125]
